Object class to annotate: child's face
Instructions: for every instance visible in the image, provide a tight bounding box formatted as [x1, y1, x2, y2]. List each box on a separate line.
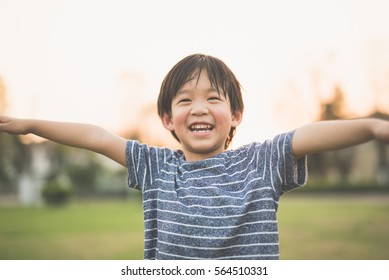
[162, 70, 242, 161]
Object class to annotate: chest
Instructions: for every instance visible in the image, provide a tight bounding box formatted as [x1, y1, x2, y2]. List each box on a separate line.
[145, 162, 275, 214]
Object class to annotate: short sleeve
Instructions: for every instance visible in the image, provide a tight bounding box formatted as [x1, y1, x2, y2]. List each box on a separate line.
[260, 130, 308, 199]
[125, 140, 172, 192]
[281, 130, 307, 193]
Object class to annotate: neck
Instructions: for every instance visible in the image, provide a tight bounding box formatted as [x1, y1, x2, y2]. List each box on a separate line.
[181, 148, 226, 162]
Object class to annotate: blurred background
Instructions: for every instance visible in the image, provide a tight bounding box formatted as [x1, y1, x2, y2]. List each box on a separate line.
[0, 0, 388, 259]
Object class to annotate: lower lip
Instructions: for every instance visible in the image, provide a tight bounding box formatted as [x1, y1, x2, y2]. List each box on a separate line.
[189, 129, 213, 137]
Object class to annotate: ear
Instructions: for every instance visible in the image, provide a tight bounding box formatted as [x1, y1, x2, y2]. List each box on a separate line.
[161, 114, 174, 131]
[231, 111, 243, 128]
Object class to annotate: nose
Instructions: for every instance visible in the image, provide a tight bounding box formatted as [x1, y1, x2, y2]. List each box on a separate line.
[190, 100, 209, 116]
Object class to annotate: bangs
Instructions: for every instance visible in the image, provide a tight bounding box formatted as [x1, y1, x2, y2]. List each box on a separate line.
[183, 59, 228, 99]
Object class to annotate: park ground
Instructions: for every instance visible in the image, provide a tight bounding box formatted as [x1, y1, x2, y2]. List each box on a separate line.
[0, 193, 388, 260]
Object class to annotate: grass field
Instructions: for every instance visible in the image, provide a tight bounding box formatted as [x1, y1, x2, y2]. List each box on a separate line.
[278, 193, 389, 259]
[0, 194, 388, 260]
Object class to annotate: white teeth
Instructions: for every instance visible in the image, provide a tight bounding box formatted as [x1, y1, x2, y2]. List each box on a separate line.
[189, 124, 214, 132]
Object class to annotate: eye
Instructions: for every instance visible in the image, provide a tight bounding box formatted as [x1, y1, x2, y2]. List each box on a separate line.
[177, 98, 191, 104]
[208, 95, 223, 102]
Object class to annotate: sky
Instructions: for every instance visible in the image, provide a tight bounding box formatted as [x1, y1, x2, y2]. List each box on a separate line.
[1, 0, 389, 147]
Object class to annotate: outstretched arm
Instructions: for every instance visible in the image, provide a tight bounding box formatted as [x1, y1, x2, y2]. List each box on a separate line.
[0, 116, 127, 167]
[292, 118, 389, 160]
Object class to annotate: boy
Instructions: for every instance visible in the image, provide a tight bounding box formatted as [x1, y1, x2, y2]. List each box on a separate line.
[0, 54, 388, 259]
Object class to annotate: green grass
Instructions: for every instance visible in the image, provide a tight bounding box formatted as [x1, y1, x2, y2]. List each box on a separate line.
[0, 194, 388, 260]
[0, 199, 144, 259]
[278, 193, 389, 259]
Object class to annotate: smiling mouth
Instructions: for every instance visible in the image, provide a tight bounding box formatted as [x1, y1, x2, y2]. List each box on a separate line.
[189, 123, 214, 133]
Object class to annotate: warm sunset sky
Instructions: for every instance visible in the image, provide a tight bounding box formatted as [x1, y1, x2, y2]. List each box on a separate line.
[1, 0, 389, 147]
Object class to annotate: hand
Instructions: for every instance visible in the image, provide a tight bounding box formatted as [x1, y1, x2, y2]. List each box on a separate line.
[373, 119, 389, 144]
[0, 116, 30, 135]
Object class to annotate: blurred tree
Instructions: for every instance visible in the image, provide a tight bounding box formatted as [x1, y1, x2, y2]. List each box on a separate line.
[0, 77, 6, 114]
[369, 111, 389, 186]
[366, 39, 389, 115]
[366, 40, 389, 186]
[38, 143, 103, 197]
[64, 149, 103, 196]
[0, 77, 32, 194]
[0, 77, 127, 201]
[41, 176, 73, 206]
[309, 85, 355, 182]
[0, 134, 33, 193]
[318, 85, 345, 120]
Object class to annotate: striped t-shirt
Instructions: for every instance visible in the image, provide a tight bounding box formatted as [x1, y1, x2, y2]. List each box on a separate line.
[126, 130, 307, 259]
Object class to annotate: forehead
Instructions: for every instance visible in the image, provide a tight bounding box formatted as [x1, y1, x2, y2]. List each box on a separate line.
[179, 70, 214, 92]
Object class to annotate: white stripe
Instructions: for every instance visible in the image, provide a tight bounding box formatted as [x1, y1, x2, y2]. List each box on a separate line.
[149, 218, 276, 230]
[142, 168, 147, 192]
[269, 140, 275, 193]
[143, 197, 274, 210]
[144, 245, 280, 260]
[130, 141, 138, 186]
[154, 158, 257, 186]
[174, 150, 251, 176]
[282, 133, 287, 184]
[178, 164, 226, 175]
[136, 147, 141, 173]
[261, 143, 267, 178]
[157, 250, 279, 260]
[154, 177, 263, 189]
[157, 240, 279, 251]
[229, 146, 248, 159]
[148, 152, 153, 184]
[227, 155, 251, 170]
[144, 247, 156, 252]
[214, 253, 279, 260]
[206, 170, 260, 186]
[173, 187, 270, 200]
[145, 178, 269, 196]
[144, 207, 275, 219]
[158, 229, 275, 240]
[165, 161, 177, 168]
[276, 135, 283, 184]
[156, 150, 160, 173]
[153, 178, 175, 184]
[143, 189, 177, 195]
[160, 170, 177, 175]
[174, 155, 256, 183]
[180, 157, 225, 167]
[155, 150, 256, 184]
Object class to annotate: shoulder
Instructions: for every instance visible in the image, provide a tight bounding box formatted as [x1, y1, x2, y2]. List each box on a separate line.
[229, 142, 259, 156]
[229, 131, 296, 161]
[125, 140, 178, 164]
[219, 142, 262, 169]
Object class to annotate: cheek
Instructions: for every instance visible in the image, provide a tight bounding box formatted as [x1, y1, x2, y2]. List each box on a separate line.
[171, 108, 188, 126]
[212, 107, 233, 125]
